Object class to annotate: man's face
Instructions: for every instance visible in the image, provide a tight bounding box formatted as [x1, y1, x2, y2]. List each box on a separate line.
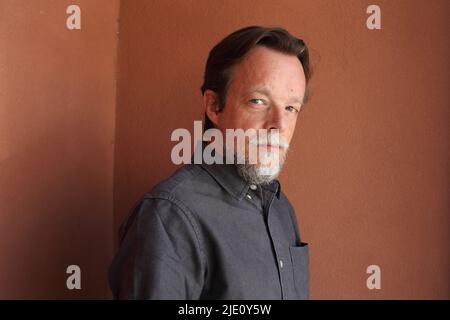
[207, 45, 306, 182]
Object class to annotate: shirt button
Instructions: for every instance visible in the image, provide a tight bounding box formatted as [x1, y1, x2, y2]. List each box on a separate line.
[246, 194, 252, 200]
[249, 184, 257, 190]
[279, 259, 284, 268]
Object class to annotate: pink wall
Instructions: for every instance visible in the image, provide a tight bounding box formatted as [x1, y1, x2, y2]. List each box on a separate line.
[0, 0, 119, 298]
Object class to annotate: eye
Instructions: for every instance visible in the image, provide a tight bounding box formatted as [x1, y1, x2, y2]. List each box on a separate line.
[249, 99, 265, 105]
[285, 105, 299, 113]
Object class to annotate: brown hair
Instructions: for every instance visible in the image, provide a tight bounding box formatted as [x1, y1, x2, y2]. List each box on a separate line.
[200, 26, 311, 131]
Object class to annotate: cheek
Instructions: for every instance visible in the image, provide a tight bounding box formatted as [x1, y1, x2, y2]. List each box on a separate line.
[283, 120, 298, 143]
[234, 108, 268, 130]
[221, 106, 257, 130]
[217, 101, 239, 127]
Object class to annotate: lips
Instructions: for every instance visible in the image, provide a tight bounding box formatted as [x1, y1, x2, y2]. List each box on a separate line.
[265, 145, 279, 151]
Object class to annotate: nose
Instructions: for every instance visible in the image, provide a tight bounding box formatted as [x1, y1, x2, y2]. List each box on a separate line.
[265, 105, 286, 133]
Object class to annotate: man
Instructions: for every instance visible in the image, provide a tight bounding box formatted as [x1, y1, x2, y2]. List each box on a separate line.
[109, 26, 311, 299]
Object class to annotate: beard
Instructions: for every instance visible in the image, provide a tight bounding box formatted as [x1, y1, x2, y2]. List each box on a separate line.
[234, 133, 289, 185]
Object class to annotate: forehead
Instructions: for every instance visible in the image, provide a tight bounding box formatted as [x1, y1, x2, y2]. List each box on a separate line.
[229, 46, 306, 95]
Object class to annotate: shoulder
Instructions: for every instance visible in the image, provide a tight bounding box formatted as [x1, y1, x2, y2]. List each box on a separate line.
[130, 164, 218, 232]
[143, 163, 231, 214]
[118, 165, 209, 246]
[143, 164, 216, 204]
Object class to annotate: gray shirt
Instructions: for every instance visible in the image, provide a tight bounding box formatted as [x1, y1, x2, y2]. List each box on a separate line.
[109, 162, 309, 299]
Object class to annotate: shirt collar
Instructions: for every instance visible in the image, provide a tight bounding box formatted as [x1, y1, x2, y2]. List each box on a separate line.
[199, 162, 281, 201]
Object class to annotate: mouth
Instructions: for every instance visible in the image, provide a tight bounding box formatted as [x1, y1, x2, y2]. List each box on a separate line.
[259, 144, 285, 152]
[265, 144, 279, 152]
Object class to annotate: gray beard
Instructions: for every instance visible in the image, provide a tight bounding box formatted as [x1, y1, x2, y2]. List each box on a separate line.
[236, 164, 275, 185]
[235, 153, 287, 185]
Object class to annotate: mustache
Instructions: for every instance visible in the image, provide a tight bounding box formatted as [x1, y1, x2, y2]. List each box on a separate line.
[248, 134, 289, 150]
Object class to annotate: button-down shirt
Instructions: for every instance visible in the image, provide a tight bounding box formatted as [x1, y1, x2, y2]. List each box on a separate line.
[109, 162, 309, 299]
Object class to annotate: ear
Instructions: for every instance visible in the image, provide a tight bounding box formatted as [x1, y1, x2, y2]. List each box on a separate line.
[203, 90, 221, 128]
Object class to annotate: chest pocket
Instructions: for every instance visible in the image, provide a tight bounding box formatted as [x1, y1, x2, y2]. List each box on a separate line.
[289, 243, 310, 299]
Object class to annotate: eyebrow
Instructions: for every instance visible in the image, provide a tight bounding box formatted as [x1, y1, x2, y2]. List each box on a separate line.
[247, 88, 305, 106]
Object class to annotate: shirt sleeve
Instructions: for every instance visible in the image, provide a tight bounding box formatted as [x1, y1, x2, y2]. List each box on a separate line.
[109, 195, 206, 299]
